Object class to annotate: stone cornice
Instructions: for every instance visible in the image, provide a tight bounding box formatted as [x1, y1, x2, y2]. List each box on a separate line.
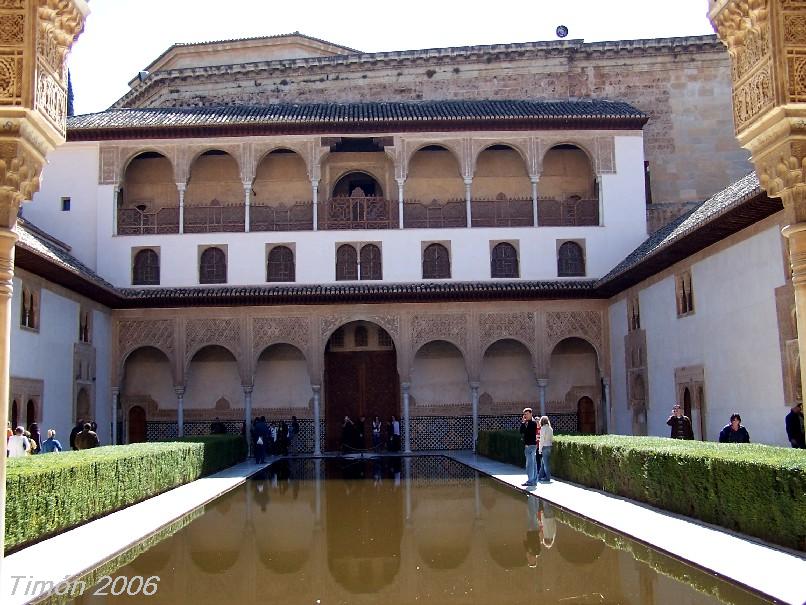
[115, 35, 725, 109]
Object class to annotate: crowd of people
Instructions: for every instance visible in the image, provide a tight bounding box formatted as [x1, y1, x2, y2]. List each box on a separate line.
[341, 414, 401, 453]
[251, 416, 300, 464]
[6, 418, 100, 458]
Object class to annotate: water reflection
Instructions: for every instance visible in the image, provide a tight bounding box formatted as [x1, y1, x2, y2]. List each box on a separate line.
[66, 457, 772, 605]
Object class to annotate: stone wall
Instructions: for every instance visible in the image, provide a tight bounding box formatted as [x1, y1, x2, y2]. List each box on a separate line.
[118, 36, 752, 207]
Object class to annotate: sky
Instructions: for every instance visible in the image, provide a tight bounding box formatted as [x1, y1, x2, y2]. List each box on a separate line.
[68, 0, 716, 115]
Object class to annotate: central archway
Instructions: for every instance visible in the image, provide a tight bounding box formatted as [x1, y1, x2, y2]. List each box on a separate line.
[324, 321, 399, 451]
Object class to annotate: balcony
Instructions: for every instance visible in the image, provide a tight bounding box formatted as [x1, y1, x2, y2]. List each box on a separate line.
[117, 206, 179, 235]
[250, 201, 314, 231]
[403, 199, 466, 229]
[318, 196, 398, 230]
[471, 197, 534, 228]
[184, 203, 246, 233]
[538, 197, 599, 226]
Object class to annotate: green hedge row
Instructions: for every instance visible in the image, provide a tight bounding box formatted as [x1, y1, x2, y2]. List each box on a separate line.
[5, 434, 246, 552]
[477, 431, 806, 551]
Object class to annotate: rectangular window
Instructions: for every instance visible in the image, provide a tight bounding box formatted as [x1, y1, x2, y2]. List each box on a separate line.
[61, 197, 71, 212]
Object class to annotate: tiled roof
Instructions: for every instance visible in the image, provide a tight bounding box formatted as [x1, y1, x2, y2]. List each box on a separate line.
[67, 100, 646, 133]
[597, 171, 773, 288]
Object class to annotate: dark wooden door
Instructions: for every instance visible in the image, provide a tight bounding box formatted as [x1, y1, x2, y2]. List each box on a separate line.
[577, 396, 596, 434]
[129, 405, 147, 443]
[325, 351, 399, 451]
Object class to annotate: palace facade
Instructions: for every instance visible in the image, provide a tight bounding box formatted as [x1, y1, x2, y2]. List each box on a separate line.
[9, 32, 795, 450]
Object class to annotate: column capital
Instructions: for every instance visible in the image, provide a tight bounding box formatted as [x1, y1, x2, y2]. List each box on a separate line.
[395, 177, 406, 186]
[311, 384, 321, 393]
[310, 178, 320, 187]
[401, 382, 411, 393]
[463, 177, 473, 186]
[529, 175, 540, 184]
[242, 384, 254, 394]
[111, 386, 121, 395]
[469, 381, 480, 390]
[601, 376, 610, 387]
[536, 378, 549, 388]
[176, 182, 186, 192]
[174, 386, 186, 397]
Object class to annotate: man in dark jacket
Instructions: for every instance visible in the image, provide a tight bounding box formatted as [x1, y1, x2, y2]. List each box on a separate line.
[519, 407, 538, 487]
[666, 405, 694, 440]
[785, 403, 805, 448]
[75, 423, 100, 450]
[718, 413, 750, 443]
[69, 419, 84, 451]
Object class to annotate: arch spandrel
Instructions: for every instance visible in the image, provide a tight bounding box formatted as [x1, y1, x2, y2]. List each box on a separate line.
[184, 317, 248, 384]
[116, 318, 178, 387]
[251, 141, 315, 183]
[252, 316, 315, 382]
[180, 145, 245, 187]
[319, 314, 404, 378]
[120, 147, 179, 183]
[402, 140, 465, 181]
[539, 138, 599, 175]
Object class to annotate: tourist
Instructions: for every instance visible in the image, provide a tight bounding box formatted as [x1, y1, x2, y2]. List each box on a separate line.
[537, 416, 554, 483]
[289, 415, 300, 453]
[389, 415, 401, 452]
[718, 413, 750, 443]
[24, 430, 37, 455]
[278, 421, 289, 455]
[372, 416, 382, 449]
[7, 427, 30, 458]
[666, 404, 694, 439]
[210, 416, 226, 434]
[270, 422, 279, 454]
[356, 415, 367, 450]
[254, 423, 267, 465]
[341, 416, 355, 452]
[69, 419, 83, 451]
[41, 429, 62, 453]
[28, 422, 41, 454]
[75, 423, 100, 450]
[519, 407, 538, 487]
[785, 403, 805, 448]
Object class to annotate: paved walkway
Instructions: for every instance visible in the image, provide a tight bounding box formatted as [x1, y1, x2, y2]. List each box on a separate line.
[447, 451, 806, 605]
[2, 452, 804, 605]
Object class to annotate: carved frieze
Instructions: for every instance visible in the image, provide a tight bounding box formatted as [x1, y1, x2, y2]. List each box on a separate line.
[545, 310, 602, 353]
[411, 313, 468, 351]
[478, 312, 535, 350]
[733, 61, 775, 132]
[185, 317, 241, 361]
[118, 318, 176, 360]
[253, 316, 309, 358]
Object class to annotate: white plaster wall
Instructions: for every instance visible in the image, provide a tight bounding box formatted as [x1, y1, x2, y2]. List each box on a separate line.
[547, 341, 599, 406]
[253, 345, 313, 409]
[9, 279, 113, 446]
[31, 136, 648, 288]
[184, 348, 243, 410]
[122, 348, 175, 409]
[479, 340, 537, 404]
[410, 341, 470, 406]
[24, 144, 100, 271]
[608, 297, 631, 435]
[608, 225, 789, 446]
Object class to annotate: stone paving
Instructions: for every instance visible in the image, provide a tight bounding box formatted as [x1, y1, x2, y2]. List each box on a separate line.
[2, 451, 804, 605]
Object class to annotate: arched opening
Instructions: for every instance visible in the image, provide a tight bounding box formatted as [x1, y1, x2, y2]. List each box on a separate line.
[491, 242, 519, 278]
[10, 399, 18, 430]
[414, 485, 474, 570]
[119, 151, 179, 235]
[324, 321, 399, 451]
[335, 244, 358, 281]
[577, 396, 596, 434]
[26, 399, 36, 426]
[472, 145, 532, 227]
[322, 162, 395, 229]
[266, 245, 295, 282]
[482, 482, 529, 570]
[132, 248, 160, 285]
[422, 243, 451, 279]
[187, 489, 243, 574]
[185, 150, 244, 233]
[128, 405, 147, 443]
[332, 171, 383, 198]
[410, 340, 470, 450]
[186, 346, 242, 424]
[199, 246, 227, 284]
[631, 373, 648, 436]
[683, 387, 692, 419]
[404, 145, 466, 228]
[251, 148, 313, 231]
[122, 346, 174, 441]
[548, 338, 600, 430]
[254, 344, 312, 412]
[556, 524, 606, 565]
[538, 145, 599, 226]
[359, 243, 382, 280]
[480, 339, 536, 409]
[76, 388, 91, 425]
[558, 241, 586, 277]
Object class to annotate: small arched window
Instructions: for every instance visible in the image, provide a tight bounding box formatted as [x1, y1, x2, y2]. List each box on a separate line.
[558, 241, 585, 277]
[133, 249, 160, 285]
[422, 243, 451, 279]
[267, 246, 295, 282]
[200, 247, 227, 284]
[336, 245, 358, 281]
[359, 244, 382, 280]
[354, 325, 369, 347]
[490, 243, 519, 278]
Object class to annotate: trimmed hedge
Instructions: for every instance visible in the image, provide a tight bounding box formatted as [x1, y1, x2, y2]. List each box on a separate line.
[5, 434, 246, 552]
[477, 431, 806, 551]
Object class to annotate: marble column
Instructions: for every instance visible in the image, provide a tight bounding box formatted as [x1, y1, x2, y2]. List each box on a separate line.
[311, 179, 319, 231]
[537, 378, 548, 417]
[312, 385, 321, 455]
[530, 176, 539, 226]
[175, 386, 185, 438]
[396, 177, 405, 229]
[464, 177, 473, 228]
[470, 381, 480, 452]
[111, 387, 120, 445]
[602, 376, 611, 434]
[243, 183, 251, 232]
[177, 183, 186, 234]
[402, 382, 411, 453]
[243, 385, 253, 454]
[596, 175, 604, 226]
[0, 231, 16, 571]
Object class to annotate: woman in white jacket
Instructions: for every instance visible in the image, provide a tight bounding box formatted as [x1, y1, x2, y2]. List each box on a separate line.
[537, 416, 553, 483]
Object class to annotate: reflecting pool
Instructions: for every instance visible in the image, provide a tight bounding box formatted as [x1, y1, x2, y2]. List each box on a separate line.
[65, 457, 772, 605]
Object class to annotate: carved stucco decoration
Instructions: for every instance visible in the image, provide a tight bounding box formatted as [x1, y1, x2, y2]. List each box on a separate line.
[538, 135, 611, 175]
[0, 139, 43, 225]
[252, 316, 310, 361]
[117, 319, 177, 382]
[319, 313, 400, 343]
[545, 310, 603, 357]
[185, 317, 241, 363]
[478, 312, 536, 352]
[470, 137, 532, 178]
[411, 313, 468, 355]
[250, 139, 316, 182]
[175, 143, 244, 186]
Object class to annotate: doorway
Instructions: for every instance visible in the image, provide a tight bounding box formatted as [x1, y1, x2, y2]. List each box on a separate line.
[129, 405, 147, 443]
[577, 396, 596, 434]
[324, 321, 399, 451]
